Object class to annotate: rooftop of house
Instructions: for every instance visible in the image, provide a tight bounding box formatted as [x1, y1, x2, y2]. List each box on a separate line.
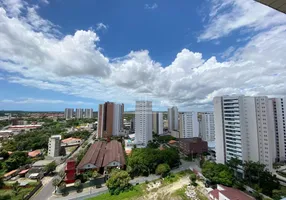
[209, 185, 255, 200]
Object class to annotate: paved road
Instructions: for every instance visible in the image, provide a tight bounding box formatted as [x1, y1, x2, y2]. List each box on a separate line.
[32, 130, 96, 200]
[51, 160, 200, 200]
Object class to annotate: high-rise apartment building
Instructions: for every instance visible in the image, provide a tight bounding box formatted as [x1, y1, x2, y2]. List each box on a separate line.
[179, 112, 199, 138]
[64, 108, 74, 119]
[168, 106, 178, 131]
[48, 135, 61, 157]
[271, 98, 286, 162]
[75, 108, 84, 119]
[85, 108, 93, 118]
[135, 101, 152, 147]
[98, 102, 124, 138]
[152, 112, 163, 135]
[112, 104, 124, 137]
[214, 96, 274, 171]
[199, 112, 215, 142]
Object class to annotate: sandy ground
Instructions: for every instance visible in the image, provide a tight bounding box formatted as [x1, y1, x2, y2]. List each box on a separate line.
[137, 176, 190, 200]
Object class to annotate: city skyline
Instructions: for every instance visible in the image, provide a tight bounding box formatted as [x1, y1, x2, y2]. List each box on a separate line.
[1, 0, 285, 111]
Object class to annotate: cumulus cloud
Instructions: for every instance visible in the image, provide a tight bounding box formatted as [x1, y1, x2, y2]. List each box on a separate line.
[0, 0, 285, 110]
[144, 3, 158, 10]
[199, 0, 286, 41]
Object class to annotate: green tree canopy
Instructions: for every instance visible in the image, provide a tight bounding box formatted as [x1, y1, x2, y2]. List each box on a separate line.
[45, 161, 57, 174]
[155, 163, 170, 177]
[106, 169, 131, 195]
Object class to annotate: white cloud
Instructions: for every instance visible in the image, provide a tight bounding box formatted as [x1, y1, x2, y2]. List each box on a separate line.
[96, 22, 108, 31]
[144, 3, 158, 10]
[0, 0, 285, 110]
[199, 0, 286, 41]
[0, 98, 95, 105]
[41, 0, 49, 4]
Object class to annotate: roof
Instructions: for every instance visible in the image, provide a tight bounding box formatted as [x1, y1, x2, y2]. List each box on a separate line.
[168, 140, 177, 144]
[102, 140, 126, 167]
[77, 140, 125, 169]
[28, 150, 41, 157]
[19, 168, 30, 175]
[209, 189, 219, 199]
[62, 137, 82, 143]
[77, 141, 106, 169]
[4, 169, 17, 177]
[218, 185, 255, 200]
[125, 149, 132, 156]
[256, 0, 286, 14]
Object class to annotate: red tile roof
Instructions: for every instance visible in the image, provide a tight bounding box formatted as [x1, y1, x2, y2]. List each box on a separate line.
[102, 140, 126, 167]
[19, 169, 30, 175]
[4, 169, 17, 177]
[217, 185, 255, 200]
[209, 189, 219, 199]
[28, 150, 41, 157]
[168, 140, 177, 144]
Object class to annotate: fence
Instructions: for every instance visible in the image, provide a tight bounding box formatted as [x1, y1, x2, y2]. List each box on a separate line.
[23, 181, 43, 200]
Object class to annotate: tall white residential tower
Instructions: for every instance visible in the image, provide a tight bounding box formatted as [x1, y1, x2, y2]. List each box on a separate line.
[199, 112, 215, 142]
[179, 112, 199, 138]
[168, 106, 178, 131]
[135, 101, 153, 147]
[75, 108, 84, 119]
[84, 108, 93, 118]
[64, 108, 74, 119]
[214, 96, 274, 171]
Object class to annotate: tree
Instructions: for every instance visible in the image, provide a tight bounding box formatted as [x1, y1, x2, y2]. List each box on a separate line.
[227, 157, 242, 177]
[0, 150, 9, 160]
[74, 179, 82, 192]
[59, 182, 67, 195]
[92, 170, 99, 179]
[12, 181, 21, 196]
[147, 141, 159, 149]
[45, 161, 57, 174]
[202, 161, 234, 186]
[106, 169, 131, 195]
[155, 163, 170, 177]
[52, 178, 60, 191]
[59, 170, 65, 178]
[4, 151, 31, 171]
[0, 194, 11, 200]
[190, 174, 197, 186]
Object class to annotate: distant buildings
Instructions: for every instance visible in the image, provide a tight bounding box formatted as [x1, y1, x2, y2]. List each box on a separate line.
[64, 108, 94, 119]
[214, 96, 275, 171]
[85, 108, 93, 118]
[64, 108, 74, 119]
[152, 112, 163, 135]
[135, 101, 153, 147]
[48, 135, 61, 157]
[75, 108, 84, 119]
[168, 106, 178, 131]
[199, 112, 215, 142]
[98, 102, 124, 138]
[179, 112, 199, 138]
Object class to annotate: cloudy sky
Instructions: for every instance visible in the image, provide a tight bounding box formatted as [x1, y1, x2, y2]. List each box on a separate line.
[0, 0, 285, 111]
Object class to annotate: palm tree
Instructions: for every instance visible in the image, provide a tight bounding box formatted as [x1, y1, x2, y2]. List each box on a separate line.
[74, 179, 82, 192]
[52, 178, 60, 191]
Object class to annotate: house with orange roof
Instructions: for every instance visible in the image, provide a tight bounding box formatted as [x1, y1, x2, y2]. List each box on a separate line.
[61, 137, 82, 146]
[28, 149, 42, 158]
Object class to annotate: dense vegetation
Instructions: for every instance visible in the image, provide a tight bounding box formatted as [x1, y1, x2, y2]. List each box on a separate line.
[0, 120, 10, 129]
[106, 169, 132, 195]
[202, 159, 281, 198]
[127, 147, 180, 177]
[2, 151, 31, 171]
[2, 120, 91, 151]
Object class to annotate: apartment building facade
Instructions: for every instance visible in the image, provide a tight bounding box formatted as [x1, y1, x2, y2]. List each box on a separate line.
[214, 96, 274, 171]
[179, 112, 199, 138]
[135, 101, 152, 147]
[168, 106, 178, 131]
[75, 108, 84, 119]
[64, 108, 74, 119]
[152, 112, 163, 135]
[199, 112, 215, 142]
[84, 108, 93, 118]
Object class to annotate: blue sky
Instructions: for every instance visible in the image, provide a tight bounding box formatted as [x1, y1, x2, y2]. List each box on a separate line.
[0, 0, 286, 111]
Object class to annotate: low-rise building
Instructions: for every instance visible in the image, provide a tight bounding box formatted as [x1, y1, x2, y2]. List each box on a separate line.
[178, 137, 208, 156]
[61, 137, 82, 146]
[77, 140, 125, 174]
[209, 184, 255, 200]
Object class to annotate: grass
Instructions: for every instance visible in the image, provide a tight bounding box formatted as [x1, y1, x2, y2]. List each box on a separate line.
[0, 187, 34, 200]
[88, 184, 144, 200]
[171, 186, 189, 200]
[162, 170, 193, 185]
